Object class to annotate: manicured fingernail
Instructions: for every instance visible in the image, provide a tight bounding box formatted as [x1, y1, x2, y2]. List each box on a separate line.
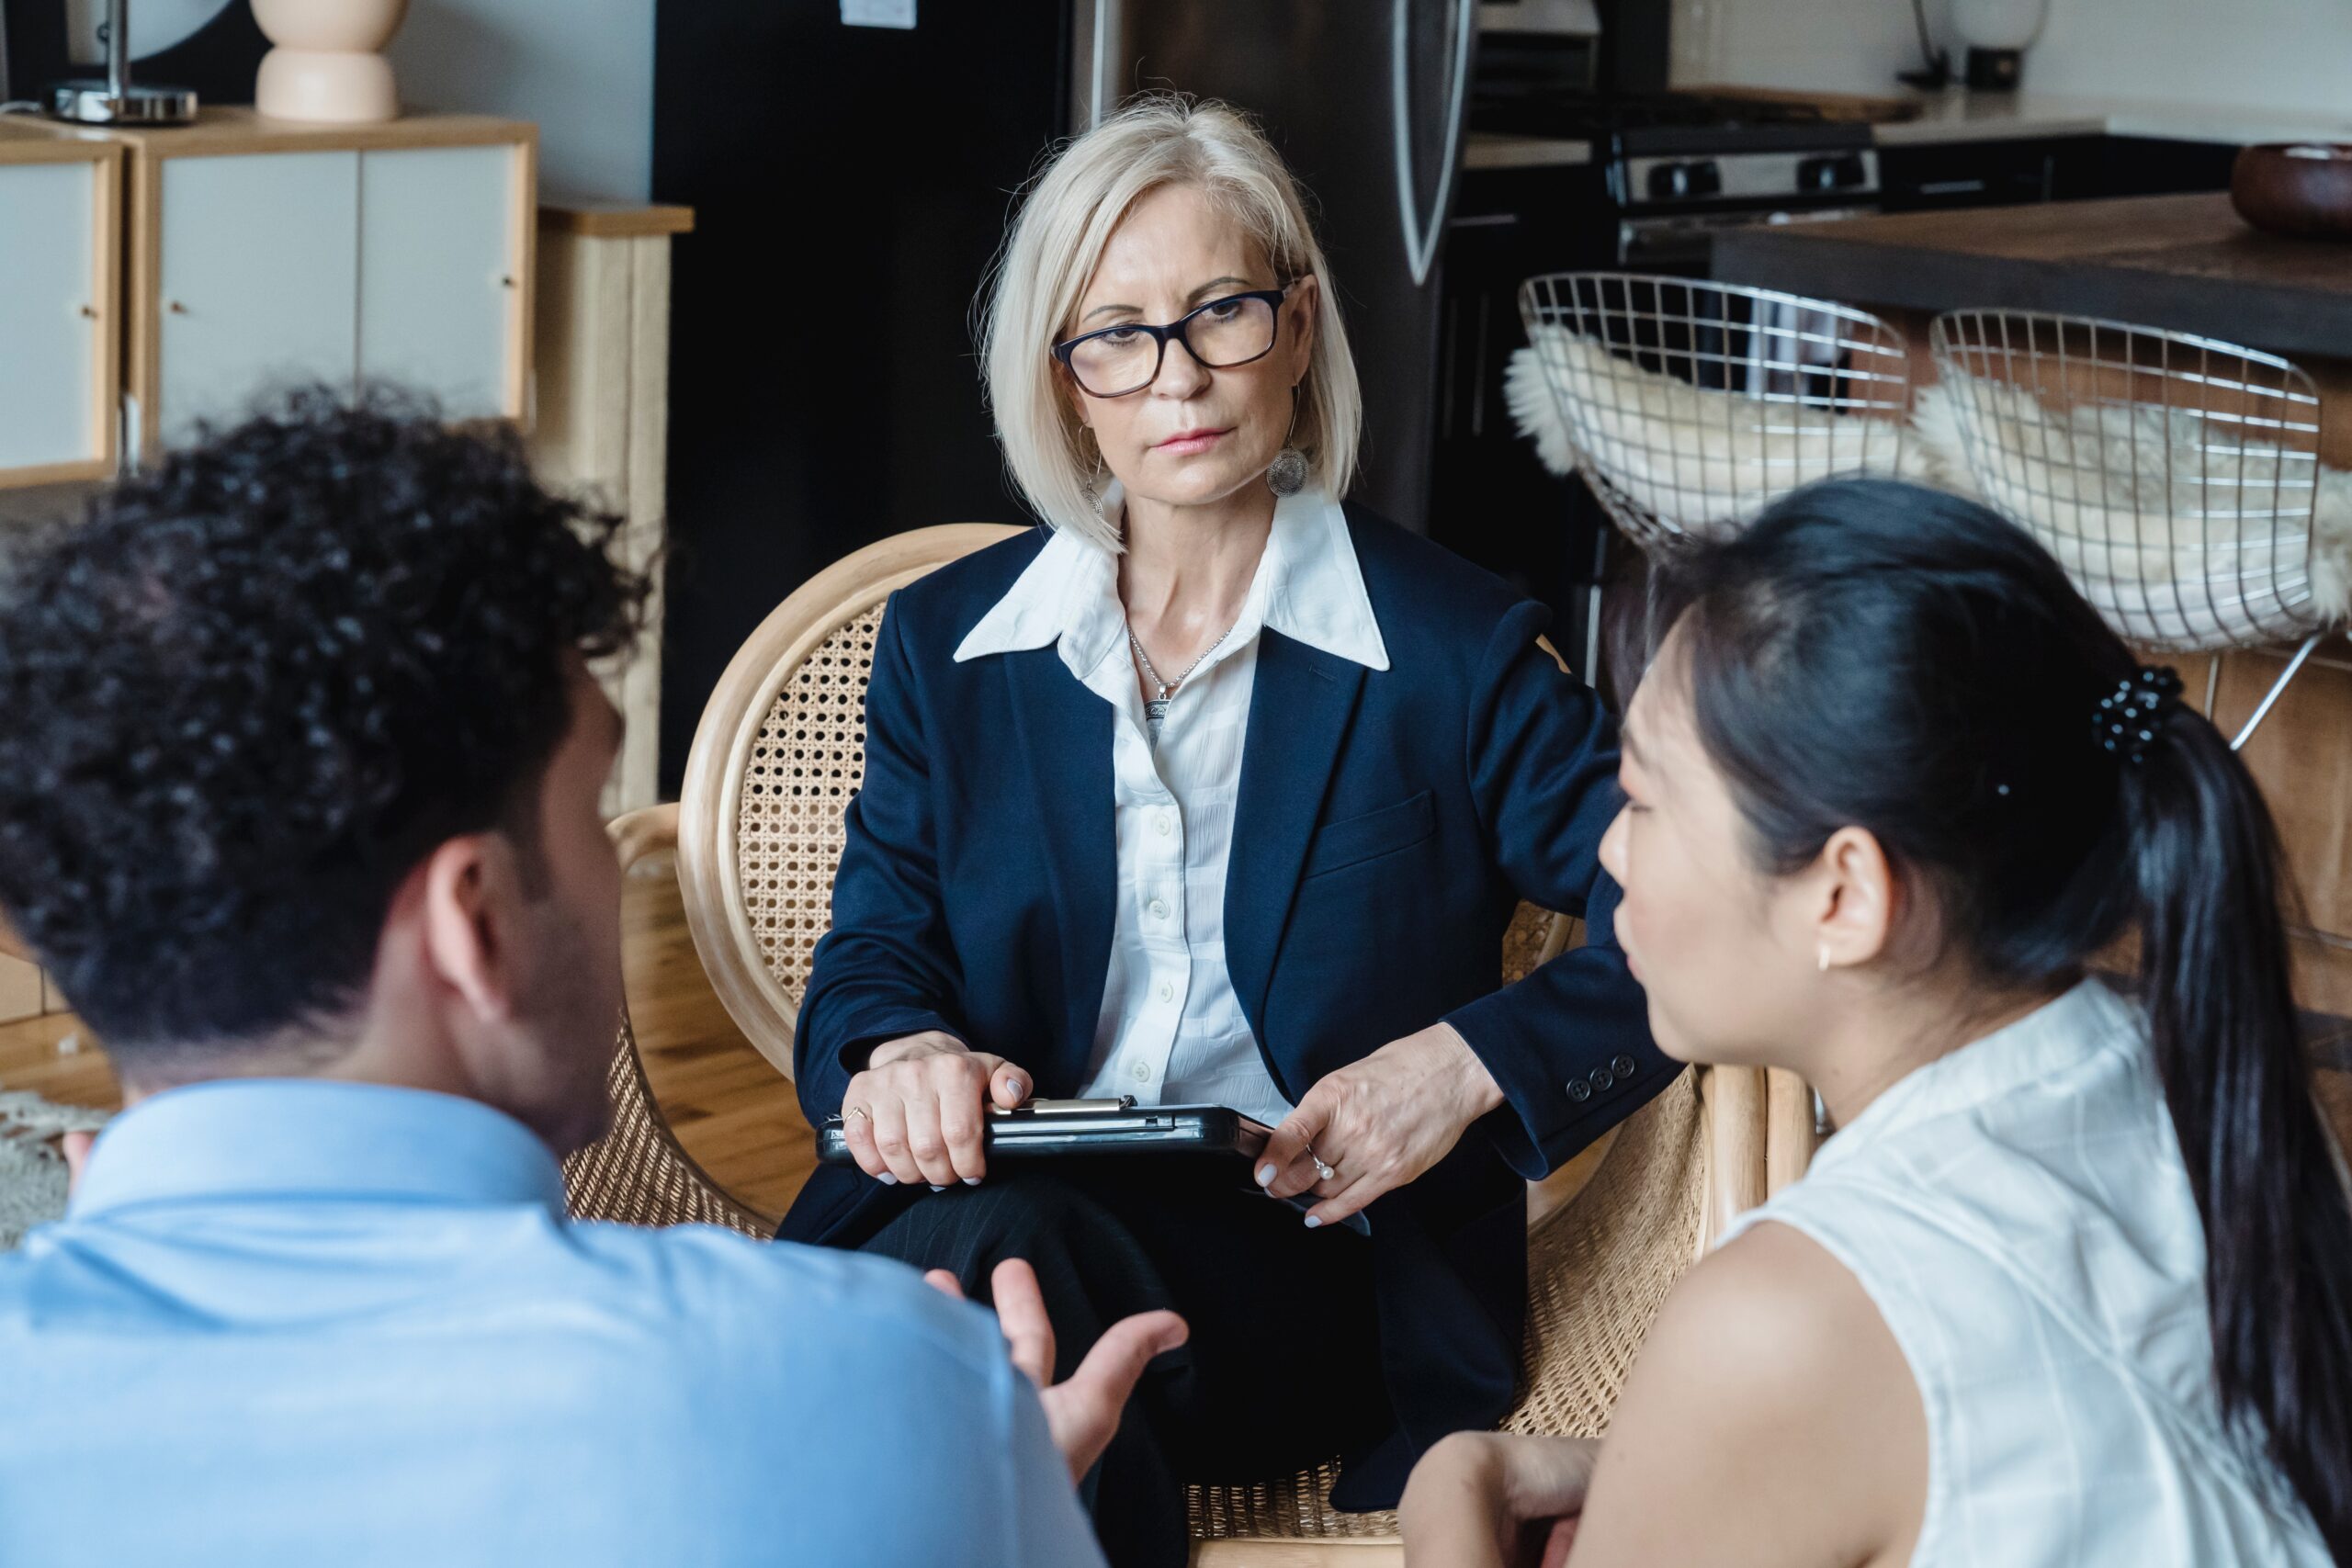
[1256, 1164, 1276, 1187]
[876, 1173, 899, 1185]
[929, 1183, 946, 1192]
[1304, 1215, 1322, 1229]
[962, 1177, 982, 1186]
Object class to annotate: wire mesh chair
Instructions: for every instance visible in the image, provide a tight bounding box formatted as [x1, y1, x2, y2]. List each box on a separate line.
[1928, 310, 2343, 749]
[1517, 272, 1917, 555]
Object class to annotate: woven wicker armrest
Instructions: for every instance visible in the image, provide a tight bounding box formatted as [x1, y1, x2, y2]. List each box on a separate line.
[609, 802, 681, 872]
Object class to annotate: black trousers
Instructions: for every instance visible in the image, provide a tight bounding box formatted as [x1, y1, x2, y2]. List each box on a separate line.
[862, 1162, 1396, 1568]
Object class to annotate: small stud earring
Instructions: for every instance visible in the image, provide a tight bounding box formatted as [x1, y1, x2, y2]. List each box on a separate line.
[1817, 944, 1831, 974]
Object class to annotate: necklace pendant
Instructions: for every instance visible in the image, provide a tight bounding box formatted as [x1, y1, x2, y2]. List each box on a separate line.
[1146, 696, 1170, 728]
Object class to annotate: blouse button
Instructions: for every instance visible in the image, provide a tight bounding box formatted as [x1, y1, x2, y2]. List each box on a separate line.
[1130, 1058, 1153, 1083]
[1155, 812, 1174, 836]
[1158, 981, 1175, 1003]
[1148, 897, 1170, 920]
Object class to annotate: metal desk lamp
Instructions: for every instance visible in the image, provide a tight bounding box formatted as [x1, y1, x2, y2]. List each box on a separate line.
[50, 0, 198, 125]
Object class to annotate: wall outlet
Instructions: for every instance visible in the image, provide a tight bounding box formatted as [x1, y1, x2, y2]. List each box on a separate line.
[842, 0, 916, 28]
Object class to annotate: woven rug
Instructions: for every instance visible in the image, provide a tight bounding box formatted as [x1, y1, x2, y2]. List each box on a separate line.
[0, 1090, 110, 1251]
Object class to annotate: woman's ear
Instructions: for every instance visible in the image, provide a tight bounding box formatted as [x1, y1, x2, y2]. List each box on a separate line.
[1286, 272, 1319, 379]
[1815, 824, 1897, 972]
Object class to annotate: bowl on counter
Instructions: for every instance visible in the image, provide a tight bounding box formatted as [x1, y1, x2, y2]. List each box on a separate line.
[2232, 143, 2352, 240]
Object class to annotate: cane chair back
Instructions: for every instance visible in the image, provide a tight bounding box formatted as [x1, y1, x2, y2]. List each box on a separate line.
[674, 524, 1026, 1079]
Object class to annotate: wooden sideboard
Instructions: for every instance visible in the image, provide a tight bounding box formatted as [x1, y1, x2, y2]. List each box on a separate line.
[0, 121, 121, 488]
[0, 107, 536, 479]
[531, 202, 696, 818]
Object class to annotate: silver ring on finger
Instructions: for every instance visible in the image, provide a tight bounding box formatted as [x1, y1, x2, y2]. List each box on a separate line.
[1303, 1141, 1338, 1183]
[843, 1104, 870, 1125]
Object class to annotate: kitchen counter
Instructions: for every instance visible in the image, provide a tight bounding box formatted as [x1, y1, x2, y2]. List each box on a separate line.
[1875, 87, 2352, 149]
[1712, 191, 2352, 363]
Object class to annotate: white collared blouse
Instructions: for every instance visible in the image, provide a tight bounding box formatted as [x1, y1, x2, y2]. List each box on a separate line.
[1718, 981, 2332, 1566]
[954, 486, 1389, 1129]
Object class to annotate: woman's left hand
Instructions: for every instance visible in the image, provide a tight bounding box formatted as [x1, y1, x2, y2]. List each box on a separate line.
[1257, 1022, 1504, 1227]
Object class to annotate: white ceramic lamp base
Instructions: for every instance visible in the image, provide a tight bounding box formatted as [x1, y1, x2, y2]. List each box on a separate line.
[254, 48, 399, 124]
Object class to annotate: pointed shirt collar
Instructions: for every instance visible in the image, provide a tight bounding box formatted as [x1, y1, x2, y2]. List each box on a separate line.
[953, 484, 1391, 679]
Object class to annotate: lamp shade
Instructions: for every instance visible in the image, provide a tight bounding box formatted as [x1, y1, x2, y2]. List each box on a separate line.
[1951, 0, 2050, 51]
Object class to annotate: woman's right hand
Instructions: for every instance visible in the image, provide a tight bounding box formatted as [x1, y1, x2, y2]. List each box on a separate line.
[839, 1031, 1033, 1187]
[1400, 1432, 1595, 1568]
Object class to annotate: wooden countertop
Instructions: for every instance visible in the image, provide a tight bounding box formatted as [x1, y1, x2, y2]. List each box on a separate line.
[1871, 87, 2352, 149]
[1713, 193, 2352, 358]
[539, 200, 695, 239]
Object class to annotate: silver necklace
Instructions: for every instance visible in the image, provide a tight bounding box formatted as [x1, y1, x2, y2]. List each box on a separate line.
[1128, 621, 1234, 739]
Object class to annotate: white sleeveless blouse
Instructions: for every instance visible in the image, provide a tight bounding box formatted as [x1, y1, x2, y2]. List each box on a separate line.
[1718, 979, 2329, 1567]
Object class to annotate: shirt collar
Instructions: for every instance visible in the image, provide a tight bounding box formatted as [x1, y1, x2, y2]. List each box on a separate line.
[1805, 977, 2138, 1180]
[953, 482, 1391, 675]
[67, 1078, 571, 1222]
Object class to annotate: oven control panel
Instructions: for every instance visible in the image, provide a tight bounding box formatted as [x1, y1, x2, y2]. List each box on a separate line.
[1618, 148, 1881, 209]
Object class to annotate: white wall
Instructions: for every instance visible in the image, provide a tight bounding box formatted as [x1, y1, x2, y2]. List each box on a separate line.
[1675, 0, 1953, 97]
[388, 0, 655, 203]
[1683, 0, 2352, 119]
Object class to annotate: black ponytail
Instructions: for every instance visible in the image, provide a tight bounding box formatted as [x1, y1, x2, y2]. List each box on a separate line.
[1663, 479, 2352, 1561]
[2125, 711, 2352, 1556]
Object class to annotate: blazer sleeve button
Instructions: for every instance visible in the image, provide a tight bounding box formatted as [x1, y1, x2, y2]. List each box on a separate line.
[1566, 1078, 1593, 1103]
[1589, 1066, 1615, 1091]
[1611, 1055, 1638, 1078]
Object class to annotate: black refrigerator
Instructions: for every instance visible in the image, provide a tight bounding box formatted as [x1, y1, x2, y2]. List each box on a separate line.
[652, 0, 1476, 790]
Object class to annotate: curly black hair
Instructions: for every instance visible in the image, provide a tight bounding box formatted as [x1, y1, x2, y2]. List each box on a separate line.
[0, 387, 648, 1063]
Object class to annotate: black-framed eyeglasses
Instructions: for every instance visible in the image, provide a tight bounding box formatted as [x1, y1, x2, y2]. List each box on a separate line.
[1052, 284, 1294, 399]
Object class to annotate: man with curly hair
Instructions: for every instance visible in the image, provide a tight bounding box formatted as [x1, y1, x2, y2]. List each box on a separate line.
[0, 393, 1175, 1567]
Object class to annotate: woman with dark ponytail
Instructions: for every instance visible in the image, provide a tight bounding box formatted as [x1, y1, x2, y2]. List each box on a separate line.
[1401, 479, 2350, 1567]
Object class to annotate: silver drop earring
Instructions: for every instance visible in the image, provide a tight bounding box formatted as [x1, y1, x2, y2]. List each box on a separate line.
[1817, 944, 1831, 974]
[1266, 446, 1308, 496]
[1265, 383, 1307, 497]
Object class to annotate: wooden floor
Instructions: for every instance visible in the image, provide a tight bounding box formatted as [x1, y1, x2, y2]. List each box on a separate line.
[3, 866, 2346, 1233]
[619, 853, 814, 1222]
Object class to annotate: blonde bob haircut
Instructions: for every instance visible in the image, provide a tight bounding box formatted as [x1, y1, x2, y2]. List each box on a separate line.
[980, 94, 1363, 550]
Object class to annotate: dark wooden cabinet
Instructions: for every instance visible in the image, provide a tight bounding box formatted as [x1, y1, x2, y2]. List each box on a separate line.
[1880, 133, 2237, 213]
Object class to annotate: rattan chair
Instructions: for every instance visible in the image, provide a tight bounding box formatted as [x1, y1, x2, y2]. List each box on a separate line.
[571, 525, 1815, 1565]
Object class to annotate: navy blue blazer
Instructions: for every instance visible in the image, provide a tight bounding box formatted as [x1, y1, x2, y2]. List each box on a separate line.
[779, 507, 1673, 1505]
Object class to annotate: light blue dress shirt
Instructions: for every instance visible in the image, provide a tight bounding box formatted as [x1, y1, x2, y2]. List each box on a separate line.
[0, 1078, 1104, 1567]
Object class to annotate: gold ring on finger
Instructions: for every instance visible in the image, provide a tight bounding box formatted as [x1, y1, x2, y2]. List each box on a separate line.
[844, 1104, 870, 1124]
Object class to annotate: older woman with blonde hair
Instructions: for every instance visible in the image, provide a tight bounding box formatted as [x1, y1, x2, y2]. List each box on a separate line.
[777, 95, 1665, 1566]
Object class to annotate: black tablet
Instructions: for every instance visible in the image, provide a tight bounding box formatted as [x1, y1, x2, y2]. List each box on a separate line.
[816, 1097, 1272, 1166]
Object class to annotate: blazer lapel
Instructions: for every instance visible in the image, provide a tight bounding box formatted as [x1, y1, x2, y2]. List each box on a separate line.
[1226, 629, 1366, 1055]
[1003, 648, 1117, 1075]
